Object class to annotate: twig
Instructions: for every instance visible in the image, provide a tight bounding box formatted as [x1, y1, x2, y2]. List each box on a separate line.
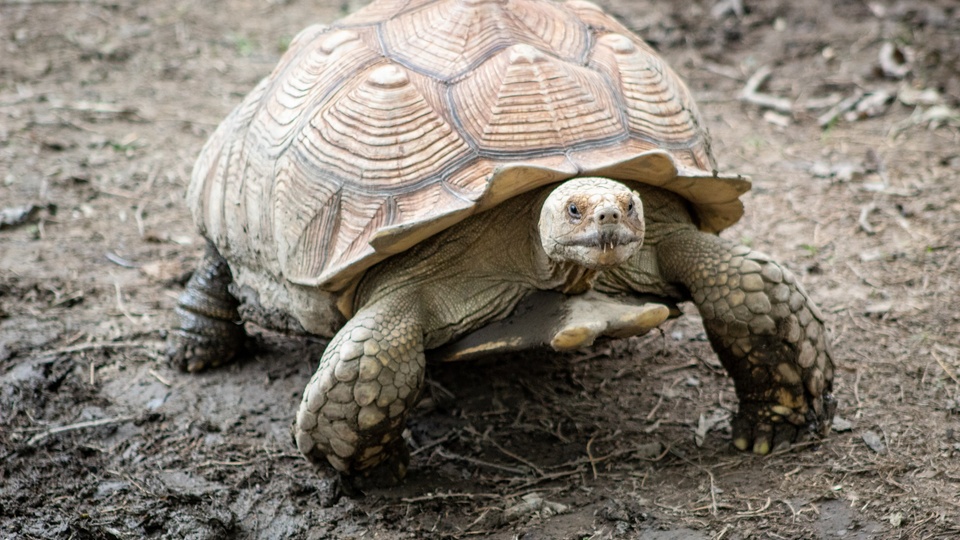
[436, 448, 529, 475]
[932, 350, 960, 386]
[736, 497, 773, 516]
[739, 66, 793, 114]
[818, 91, 864, 128]
[149, 369, 172, 387]
[411, 432, 453, 456]
[400, 491, 502, 503]
[645, 392, 665, 421]
[461, 508, 495, 534]
[194, 460, 256, 467]
[27, 415, 136, 446]
[113, 281, 136, 324]
[105, 251, 140, 268]
[49, 100, 139, 117]
[853, 369, 863, 410]
[484, 435, 545, 477]
[669, 449, 719, 516]
[586, 434, 599, 480]
[649, 360, 699, 376]
[32, 340, 159, 359]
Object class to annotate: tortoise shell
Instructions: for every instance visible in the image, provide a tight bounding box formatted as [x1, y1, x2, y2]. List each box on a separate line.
[188, 0, 750, 291]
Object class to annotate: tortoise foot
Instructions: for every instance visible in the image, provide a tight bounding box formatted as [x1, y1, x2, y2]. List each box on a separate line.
[338, 441, 411, 495]
[551, 292, 670, 351]
[166, 244, 245, 372]
[732, 392, 836, 454]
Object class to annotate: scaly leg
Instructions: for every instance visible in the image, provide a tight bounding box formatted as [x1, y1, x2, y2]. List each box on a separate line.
[294, 296, 425, 487]
[166, 243, 245, 372]
[657, 230, 836, 454]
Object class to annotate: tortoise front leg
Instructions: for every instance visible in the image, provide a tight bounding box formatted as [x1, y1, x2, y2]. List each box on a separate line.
[656, 230, 836, 454]
[294, 296, 425, 487]
[166, 243, 246, 372]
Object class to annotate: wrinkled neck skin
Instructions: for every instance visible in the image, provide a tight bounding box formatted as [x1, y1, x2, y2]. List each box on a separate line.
[353, 187, 610, 348]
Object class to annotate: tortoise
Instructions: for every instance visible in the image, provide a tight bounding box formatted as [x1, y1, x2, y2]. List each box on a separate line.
[168, 0, 836, 485]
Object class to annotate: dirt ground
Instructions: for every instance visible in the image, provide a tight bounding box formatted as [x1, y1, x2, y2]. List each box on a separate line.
[2, 0, 959, 538]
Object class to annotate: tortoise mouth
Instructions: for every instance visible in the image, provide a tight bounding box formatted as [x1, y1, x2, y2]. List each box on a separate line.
[557, 230, 642, 250]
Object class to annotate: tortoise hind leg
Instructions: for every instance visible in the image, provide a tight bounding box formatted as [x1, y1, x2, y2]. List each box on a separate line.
[166, 243, 245, 372]
[656, 230, 836, 454]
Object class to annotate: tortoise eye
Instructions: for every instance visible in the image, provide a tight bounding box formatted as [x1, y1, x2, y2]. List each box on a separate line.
[627, 201, 634, 213]
[567, 203, 581, 220]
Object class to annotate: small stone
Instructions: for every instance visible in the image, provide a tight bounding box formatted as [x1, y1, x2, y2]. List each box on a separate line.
[862, 431, 886, 453]
[889, 512, 903, 528]
[831, 416, 853, 432]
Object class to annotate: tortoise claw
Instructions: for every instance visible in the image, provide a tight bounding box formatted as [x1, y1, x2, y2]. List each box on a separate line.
[731, 393, 836, 454]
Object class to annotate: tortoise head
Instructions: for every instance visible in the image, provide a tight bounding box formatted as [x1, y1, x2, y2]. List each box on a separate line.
[539, 177, 645, 270]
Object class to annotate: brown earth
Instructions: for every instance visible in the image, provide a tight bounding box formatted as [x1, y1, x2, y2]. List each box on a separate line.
[2, 0, 959, 538]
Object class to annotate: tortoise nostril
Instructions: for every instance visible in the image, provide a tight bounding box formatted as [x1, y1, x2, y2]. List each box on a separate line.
[596, 208, 621, 223]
